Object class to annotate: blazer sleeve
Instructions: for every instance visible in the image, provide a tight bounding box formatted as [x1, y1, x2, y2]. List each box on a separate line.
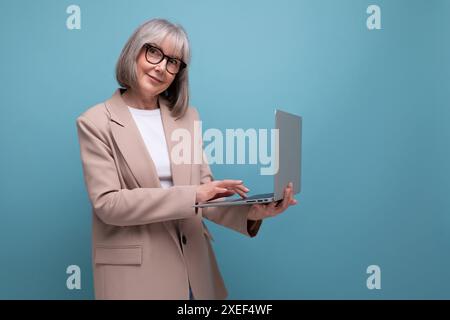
[76, 115, 198, 227]
[191, 109, 263, 238]
[199, 161, 262, 238]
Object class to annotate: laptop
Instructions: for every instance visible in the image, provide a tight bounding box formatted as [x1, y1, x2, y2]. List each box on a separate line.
[193, 109, 302, 208]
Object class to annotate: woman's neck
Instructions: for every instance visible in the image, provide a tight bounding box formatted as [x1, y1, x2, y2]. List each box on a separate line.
[122, 89, 159, 110]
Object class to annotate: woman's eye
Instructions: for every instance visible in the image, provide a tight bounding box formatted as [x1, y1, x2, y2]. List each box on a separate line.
[168, 59, 179, 66]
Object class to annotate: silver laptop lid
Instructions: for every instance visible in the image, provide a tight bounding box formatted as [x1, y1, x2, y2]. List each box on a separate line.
[274, 109, 302, 201]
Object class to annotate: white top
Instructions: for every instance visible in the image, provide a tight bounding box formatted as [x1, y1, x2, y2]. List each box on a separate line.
[127, 106, 174, 189]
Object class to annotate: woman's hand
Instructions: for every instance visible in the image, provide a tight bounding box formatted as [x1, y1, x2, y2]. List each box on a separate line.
[247, 182, 298, 221]
[196, 180, 250, 203]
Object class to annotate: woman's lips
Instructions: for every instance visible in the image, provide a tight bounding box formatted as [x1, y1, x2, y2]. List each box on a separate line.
[147, 74, 163, 83]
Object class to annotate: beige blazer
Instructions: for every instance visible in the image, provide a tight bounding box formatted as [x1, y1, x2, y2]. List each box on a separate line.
[76, 89, 262, 300]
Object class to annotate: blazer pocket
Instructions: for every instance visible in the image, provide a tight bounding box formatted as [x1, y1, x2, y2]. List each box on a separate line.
[94, 245, 143, 265]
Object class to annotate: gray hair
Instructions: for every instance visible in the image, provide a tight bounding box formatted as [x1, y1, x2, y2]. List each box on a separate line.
[116, 18, 191, 118]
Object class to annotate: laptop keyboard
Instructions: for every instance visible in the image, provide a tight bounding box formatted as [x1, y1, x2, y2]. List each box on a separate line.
[223, 193, 274, 202]
[244, 193, 274, 200]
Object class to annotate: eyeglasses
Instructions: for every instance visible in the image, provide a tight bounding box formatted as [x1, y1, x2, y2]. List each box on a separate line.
[143, 43, 187, 75]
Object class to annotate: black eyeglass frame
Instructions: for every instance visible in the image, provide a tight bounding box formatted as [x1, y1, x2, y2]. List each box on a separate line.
[143, 43, 187, 75]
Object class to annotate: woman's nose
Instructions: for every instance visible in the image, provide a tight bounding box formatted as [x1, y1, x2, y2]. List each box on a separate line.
[154, 57, 168, 73]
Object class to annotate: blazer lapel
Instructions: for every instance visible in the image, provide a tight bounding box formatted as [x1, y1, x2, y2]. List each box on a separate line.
[159, 96, 192, 187]
[104, 88, 192, 188]
[104, 89, 194, 255]
[105, 89, 160, 188]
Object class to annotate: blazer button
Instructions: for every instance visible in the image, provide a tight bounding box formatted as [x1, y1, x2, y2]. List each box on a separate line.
[182, 235, 187, 245]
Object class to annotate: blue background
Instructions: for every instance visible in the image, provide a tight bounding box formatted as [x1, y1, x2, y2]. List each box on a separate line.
[0, 0, 449, 299]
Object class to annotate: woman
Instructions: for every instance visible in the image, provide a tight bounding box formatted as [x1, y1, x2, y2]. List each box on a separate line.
[76, 18, 297, 300]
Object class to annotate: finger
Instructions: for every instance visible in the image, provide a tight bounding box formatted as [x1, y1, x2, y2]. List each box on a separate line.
[281, 185, 290, 206]
[263, 201, 277, 217]
[235, 188, 247, 199]
[271, 200, 281, 213]
[284, 185, 294, 209]
[221, 184, 249, 199]
[217, 190, 236, 197]
[288, 185, 297, 205]
[275, 185, 291, 214]
[288, 184, 297, 204]
[286, 185, 294, 205]
[215, 187, 229, 194]
[216, 179, 243, 187]
[279, 189, 296, 213]
[253, 204, 264, 211]
[210, 190, 236, 201]
[234, 184, 250, 193]
[269, 200, 278, 208]
[233, 185, 250, 196]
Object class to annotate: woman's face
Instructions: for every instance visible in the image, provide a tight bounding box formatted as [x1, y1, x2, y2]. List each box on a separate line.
[135, 36, 181, 96]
